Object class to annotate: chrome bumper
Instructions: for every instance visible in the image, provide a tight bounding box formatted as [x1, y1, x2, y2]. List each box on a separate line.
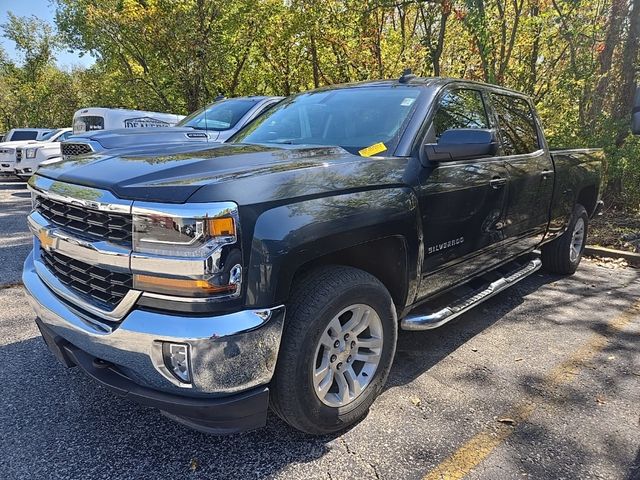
[23, 251, 285, 395]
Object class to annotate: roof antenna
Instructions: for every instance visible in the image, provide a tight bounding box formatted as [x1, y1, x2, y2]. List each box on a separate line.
[399, 68, 416, 83]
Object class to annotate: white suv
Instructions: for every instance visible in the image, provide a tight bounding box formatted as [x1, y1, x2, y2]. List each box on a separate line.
[13, 129, 73, 179]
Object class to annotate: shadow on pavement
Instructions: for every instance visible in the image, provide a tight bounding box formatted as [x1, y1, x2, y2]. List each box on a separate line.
[628, 448, 640, 480]
[0, 335, 330, 478]
[387, 271, 566, 390]
[393, 266, 640, 479]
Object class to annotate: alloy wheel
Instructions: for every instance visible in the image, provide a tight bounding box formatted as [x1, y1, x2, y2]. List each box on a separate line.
[312, 304, 383, 407]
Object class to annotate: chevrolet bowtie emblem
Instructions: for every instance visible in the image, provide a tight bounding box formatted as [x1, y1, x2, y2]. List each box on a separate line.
[38, 229, 55, 249]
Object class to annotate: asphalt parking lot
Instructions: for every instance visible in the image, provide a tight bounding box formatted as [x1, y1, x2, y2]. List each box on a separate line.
[1, 177, 639, 480]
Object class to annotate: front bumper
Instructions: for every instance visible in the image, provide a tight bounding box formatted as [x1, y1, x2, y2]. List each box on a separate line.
[36, 318, 270, 434]
[0, 161, 15, 174]
[15, 168, 33, 178]
[23, 252, 286, 433]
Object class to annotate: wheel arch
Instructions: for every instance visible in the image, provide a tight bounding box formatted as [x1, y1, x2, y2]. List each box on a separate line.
[244, 188, 421, 311]
[576, 184, 598, 217]
[284, 235, 410, 309]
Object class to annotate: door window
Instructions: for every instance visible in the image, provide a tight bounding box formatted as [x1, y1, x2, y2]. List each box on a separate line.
[56, 131, 72, 142]
[490, 94, 540, 155]
[432, 89, 489, 137]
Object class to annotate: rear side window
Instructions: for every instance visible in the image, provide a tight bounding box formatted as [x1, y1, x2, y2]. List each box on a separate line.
[432, 89, 489, 137]
[490, 94, 540, 155]
[11, 131, 39, 141]
[74, 116, 105, 134]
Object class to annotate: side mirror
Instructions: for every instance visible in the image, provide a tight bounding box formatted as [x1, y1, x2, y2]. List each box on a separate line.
[633, 86, 640, 135]
[423, 128, 497, 162]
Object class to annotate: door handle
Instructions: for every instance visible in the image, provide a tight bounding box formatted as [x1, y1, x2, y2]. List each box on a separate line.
[490, 177, 507, 189]
[541, 169, 554, 179]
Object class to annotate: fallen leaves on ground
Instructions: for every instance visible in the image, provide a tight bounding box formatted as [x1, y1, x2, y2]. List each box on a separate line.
[583, 256, 631, 269]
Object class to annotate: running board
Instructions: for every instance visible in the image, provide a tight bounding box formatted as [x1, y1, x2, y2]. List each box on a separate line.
[401, 258, 542, 331]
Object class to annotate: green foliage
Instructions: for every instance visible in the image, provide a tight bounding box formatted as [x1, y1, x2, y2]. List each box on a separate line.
[0, 0, 638, 208]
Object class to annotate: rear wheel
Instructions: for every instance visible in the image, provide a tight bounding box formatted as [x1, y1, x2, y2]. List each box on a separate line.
[270, 265, 397, 435]
[542, 204, 588, 274]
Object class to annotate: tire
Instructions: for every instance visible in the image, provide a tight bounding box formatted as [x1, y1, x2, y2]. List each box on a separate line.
[542, 204, 588, 274]
[270, 265, 397, 435]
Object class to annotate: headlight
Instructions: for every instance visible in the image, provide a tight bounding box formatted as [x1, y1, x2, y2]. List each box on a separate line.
[132, 203, 237, 257]
[26, 148, 39, 159]
[131, 202, 242, 298]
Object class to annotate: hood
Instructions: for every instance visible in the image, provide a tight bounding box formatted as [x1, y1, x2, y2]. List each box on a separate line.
[29, 141, 60, 150]
[72, 127, 220, 149]
[36, 143, 408, 204]
[0, 140, 40, 149]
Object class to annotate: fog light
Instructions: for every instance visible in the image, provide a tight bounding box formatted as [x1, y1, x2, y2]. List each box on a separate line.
[162, 342, 191, 383]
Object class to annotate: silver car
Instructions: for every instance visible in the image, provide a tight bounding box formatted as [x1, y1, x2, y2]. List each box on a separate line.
[60, 96, 283, 158]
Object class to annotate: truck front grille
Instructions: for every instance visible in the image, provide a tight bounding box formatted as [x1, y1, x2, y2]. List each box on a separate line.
[40, 248, 132, 310]
[15, 148, 22, 164]
[61, 143, 93, 157]
[35, 196, 132, 247]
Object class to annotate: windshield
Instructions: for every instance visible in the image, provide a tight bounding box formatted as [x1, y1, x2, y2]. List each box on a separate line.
[39, 129, 62, 141]
[232, 86, 423, 155]
[177, 99, 257, 131]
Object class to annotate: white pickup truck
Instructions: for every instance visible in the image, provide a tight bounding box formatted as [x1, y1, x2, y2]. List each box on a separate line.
[0, 129, 56, 175]
[4, 129, 72, 179]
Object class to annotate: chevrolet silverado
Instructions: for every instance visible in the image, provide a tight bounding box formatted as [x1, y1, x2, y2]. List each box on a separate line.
[23, 75, 603, 435]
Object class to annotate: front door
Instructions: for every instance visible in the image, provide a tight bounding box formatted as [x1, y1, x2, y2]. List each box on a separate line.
[415, 87, 510, 299]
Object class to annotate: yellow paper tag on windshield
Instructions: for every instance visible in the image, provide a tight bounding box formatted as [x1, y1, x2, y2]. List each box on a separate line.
[359, 142, 387, 157]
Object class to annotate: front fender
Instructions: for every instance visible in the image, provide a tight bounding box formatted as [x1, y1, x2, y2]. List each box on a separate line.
[245, 187, 421, 308]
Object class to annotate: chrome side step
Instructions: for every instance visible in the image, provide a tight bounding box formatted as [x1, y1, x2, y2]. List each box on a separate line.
[401, 258, 542, 331]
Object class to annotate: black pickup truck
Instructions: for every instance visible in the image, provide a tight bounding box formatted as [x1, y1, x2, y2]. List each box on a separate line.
[23, 76, 603, 435]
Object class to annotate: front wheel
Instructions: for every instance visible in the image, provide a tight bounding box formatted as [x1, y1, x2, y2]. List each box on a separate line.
[542, 204, 589, 274]
[270, 265, 397, 435]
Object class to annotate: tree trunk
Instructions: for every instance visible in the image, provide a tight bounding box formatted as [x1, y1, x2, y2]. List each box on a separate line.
[588, 0, 626, 125]
[310, 33, 320, 88]
[433, 1, 450, 76]
[527, 1, 541, 95]
[615, 0, 640, 145]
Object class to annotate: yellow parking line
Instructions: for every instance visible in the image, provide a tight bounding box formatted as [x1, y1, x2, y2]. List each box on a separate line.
[423, 300, 640, 480]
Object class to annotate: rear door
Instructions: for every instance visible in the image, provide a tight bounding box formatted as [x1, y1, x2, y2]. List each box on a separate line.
[415, 86, 510, 299]
[488, 93, 554, 254]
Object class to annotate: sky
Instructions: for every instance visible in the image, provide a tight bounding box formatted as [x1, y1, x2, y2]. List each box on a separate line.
[0, 0, 95, 69]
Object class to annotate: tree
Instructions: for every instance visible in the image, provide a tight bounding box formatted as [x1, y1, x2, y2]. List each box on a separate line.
[0, 0, 636, 207]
